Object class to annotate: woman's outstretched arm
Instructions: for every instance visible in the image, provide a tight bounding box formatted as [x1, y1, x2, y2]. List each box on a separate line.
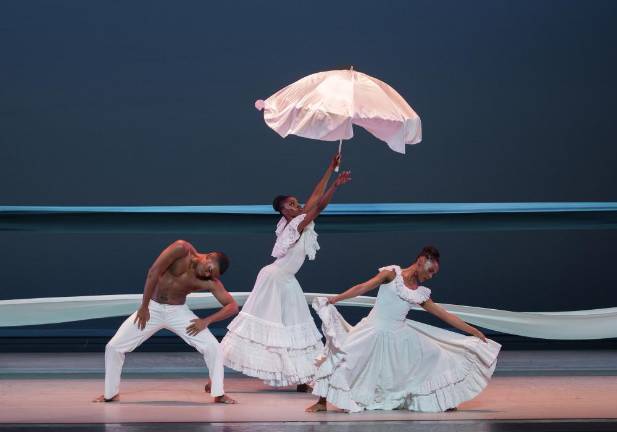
[328, 269, 395, 304]
[304, 152, 341, 213]
[298, 170, 351, 232]
[421, 299, 487, 342]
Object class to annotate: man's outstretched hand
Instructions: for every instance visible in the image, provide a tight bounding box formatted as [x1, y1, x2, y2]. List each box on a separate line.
[334, 170, 352, 187]
[133, 306, 150, 330]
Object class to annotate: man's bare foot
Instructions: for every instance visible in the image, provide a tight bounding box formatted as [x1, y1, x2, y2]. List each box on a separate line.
[204, 379, 211, 393]
[296, 383, 313, 393]
[305, 400, 327, 412]
[214, 394, 237, 404]
[92, 394, 119, 403]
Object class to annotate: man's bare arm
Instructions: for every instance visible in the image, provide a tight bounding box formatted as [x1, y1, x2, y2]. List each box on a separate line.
[201, 280, 239, 326]
[134, 240, 190, 330]
[186, 280, 239, 336]
[142, 240, 190, 307]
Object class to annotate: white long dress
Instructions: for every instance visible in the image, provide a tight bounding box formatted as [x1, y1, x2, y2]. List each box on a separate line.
[312, 265, 501, 412]
[221, 214, 324, 386]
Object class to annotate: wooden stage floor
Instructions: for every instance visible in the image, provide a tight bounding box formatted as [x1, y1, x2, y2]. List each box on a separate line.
[1, 351, 616, 430]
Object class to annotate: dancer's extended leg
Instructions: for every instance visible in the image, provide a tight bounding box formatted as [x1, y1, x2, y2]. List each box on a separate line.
[94, 304, 163, 402]
[170, 305, 236, 404]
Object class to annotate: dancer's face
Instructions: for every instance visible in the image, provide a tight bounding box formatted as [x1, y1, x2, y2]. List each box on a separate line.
[194, 253, 221, 280]
[282, 196, 303, 217]
[416, 257, 439, 283]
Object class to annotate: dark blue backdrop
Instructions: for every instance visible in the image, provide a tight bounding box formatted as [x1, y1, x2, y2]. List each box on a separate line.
[1, 1, 616, 341]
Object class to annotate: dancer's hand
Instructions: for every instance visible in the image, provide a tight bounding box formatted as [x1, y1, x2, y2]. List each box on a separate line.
[471, 328, 487, 343]
[186, 318, 207, 336]
[334, 170, 352, 187]
[134, 306, 150, 330]
[329, 152, 341, 170]
[328, 296, 339, 305]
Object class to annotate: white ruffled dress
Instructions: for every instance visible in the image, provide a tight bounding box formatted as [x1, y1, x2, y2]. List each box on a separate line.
[221, 214, 324, 386]
[312, 265, 501, 412]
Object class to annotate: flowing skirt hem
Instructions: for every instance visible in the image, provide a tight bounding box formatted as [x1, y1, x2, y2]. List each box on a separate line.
[311, 297, 501, 412]
[222, 331, 323, 387]
[227, 311, 322, 349]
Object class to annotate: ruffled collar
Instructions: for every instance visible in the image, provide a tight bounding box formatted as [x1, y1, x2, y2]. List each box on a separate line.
[383, 265, 432, 305]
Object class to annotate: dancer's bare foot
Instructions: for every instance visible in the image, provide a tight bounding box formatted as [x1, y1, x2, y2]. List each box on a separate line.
[204, 379, 211, 393]
[296, 383, 313, 393]
[305, 398, 327, 412]
[92, 394, 119, 403]
[214, 394, 237, 404]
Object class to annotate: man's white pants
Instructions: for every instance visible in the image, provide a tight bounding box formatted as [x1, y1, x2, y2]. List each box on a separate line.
[104, 300, 224, 399]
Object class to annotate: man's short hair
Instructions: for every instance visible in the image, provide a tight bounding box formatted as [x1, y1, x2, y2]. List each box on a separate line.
[416, 245, 440, 264]
[213, 251, 230, 275]
[272, 195, 291, 214]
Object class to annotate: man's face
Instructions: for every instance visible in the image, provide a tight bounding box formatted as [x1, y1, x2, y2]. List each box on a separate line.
[195, 253, 220, 280]
[282, 196, 303, 217]
[416, 257, 439, 283]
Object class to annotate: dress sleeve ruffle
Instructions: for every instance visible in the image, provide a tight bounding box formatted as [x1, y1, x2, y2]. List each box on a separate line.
[275, 216, 288, 237]
[379, 265, 432, 305]
[302, 225, 320, 260]
[271, 214, 320, 259]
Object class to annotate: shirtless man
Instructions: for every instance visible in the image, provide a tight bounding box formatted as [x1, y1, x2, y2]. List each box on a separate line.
[93, 240, 238, 404]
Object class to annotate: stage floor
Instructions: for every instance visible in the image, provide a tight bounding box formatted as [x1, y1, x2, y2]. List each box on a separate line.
[1, 351, 616, 428]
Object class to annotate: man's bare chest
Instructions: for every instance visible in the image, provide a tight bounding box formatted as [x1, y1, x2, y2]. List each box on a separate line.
[158, 271, 195, 292]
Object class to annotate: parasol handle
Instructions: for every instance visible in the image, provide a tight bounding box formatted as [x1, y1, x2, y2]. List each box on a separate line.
[335, 66, 353, 173]
[335, 139, 343, 172]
